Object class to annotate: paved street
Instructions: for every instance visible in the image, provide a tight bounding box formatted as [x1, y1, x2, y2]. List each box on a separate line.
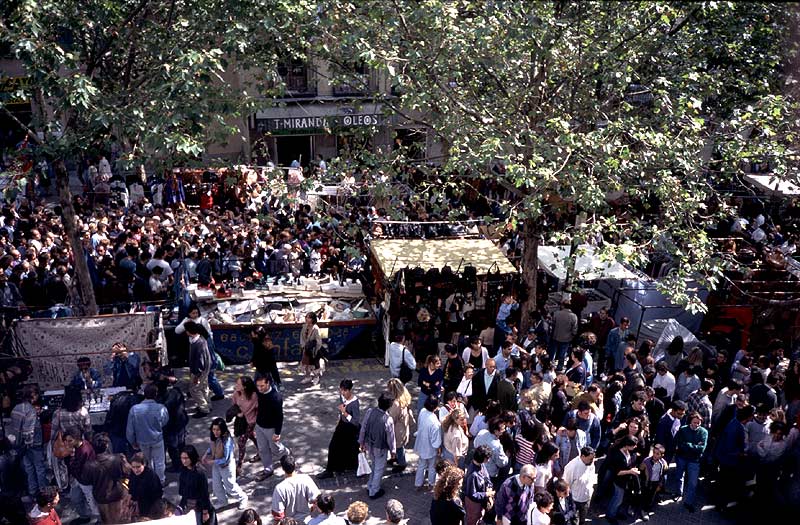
[57, 358, 736, 524]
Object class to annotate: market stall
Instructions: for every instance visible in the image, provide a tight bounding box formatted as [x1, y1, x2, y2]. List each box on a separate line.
[173, 278, 378, 364]
[744, 174, 800, 197]
[11, 312, 165, 389]
[537, 244, 640, 319]
[370, 238, 518, 357]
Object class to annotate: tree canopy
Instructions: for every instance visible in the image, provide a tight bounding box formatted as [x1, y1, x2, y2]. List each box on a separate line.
[315, 0, 800, 318]
[1, 0, 315, 163]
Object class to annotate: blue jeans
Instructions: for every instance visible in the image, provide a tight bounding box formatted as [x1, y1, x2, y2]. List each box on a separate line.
[140, 440, 166, 484]
[674, 457, 700, 506]
[208, 369, 224, 397]
[607, 484, 625, 519]
[367, 448, 388, 496]
[549, 341, 571, 370]
[396, 446, 407, 468]
[416, 393, 429, 416]
[70, 479, 99, 518]
[22, 446, 47, 497]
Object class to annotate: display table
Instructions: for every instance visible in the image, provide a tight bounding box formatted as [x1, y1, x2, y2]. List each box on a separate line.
[42, 386, 128, 426]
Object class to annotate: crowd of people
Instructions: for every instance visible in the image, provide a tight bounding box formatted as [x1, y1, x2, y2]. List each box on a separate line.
[7, 297, 800, 525]
[0, 149, 799, 525]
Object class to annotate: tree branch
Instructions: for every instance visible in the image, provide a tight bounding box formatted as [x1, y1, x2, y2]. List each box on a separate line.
[0, 103, 41, 144]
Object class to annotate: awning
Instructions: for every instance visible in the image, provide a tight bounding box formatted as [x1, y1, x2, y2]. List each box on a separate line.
[745, 174, 800, 196]
[370, 238, 517, 279]
[538, 245, 638, 281]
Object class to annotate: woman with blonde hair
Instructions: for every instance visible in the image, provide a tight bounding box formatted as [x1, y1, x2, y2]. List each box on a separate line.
[387, 377, 414, 473]
[442, 408, 470, 468]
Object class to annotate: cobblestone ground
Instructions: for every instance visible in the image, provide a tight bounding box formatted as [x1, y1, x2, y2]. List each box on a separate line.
[57, 358, 736, 525]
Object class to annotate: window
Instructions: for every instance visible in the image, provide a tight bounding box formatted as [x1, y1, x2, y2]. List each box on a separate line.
[276, 58, 315, 97]
[333, 62, 371, 96]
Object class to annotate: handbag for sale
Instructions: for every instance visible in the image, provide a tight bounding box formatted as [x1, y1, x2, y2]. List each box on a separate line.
[52, 431, 71, 459]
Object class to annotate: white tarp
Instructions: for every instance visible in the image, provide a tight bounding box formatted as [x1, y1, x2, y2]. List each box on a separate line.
[537, 245, 638, 281]
[12, 312, 165, 389]
[639, 318, 699, 362]
[371, 238, 517, 278]
[745, 174, 800, 196]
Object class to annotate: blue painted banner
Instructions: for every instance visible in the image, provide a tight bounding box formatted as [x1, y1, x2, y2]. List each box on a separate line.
[211, 319, 377, 364]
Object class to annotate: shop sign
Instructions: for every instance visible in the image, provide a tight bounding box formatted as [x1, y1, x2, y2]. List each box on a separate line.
[258, 113, 384, 134]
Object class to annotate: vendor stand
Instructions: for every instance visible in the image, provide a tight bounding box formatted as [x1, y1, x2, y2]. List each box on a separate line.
[175, 278, 378, 365]
[537, 244, 638, 319]
[369, 238, 518, 358]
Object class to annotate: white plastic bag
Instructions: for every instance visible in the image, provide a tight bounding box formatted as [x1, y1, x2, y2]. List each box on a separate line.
[357, 451, 372, 477]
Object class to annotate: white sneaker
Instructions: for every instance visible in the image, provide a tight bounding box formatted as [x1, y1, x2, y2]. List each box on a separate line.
[238, 497, 249, 510]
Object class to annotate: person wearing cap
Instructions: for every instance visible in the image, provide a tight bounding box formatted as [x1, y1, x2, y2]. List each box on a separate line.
[521, 328, 538, 354]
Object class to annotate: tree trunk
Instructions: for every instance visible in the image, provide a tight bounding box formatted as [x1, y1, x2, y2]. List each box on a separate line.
[520, 217, 539, 333]
[55, 160, 99, 316]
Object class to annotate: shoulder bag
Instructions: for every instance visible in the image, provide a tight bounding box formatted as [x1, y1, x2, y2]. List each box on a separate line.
[53, 431, 72, 459]
[399, 347, 413, 384]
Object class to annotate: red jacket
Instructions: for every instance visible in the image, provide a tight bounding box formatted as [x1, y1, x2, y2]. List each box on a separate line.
[28, 508, 62, 525]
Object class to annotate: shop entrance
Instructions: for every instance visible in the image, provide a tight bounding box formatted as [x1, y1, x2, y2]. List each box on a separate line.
[274, 135, 312, 167]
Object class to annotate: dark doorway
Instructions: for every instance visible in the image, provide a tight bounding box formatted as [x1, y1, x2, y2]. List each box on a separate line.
[275, 135, 312, 167]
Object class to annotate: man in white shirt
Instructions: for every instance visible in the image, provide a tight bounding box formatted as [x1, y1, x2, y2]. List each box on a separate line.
[562, 446, 596, 525]
[387, 333, 416, 379]
[652, 362, 676, 399]
[146, 247, 174, 282]
[271, 455, 320, 522]
[712, 380, 743, 427]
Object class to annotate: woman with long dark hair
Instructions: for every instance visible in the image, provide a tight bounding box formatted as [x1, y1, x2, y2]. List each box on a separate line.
[202, 418, 248, 510]
[179, 445, 216, 525]
[533, 441, 560, 494]
[51, 385, 91, 490]
[233, 376, 259, 471]
[129, 451, 163, 519]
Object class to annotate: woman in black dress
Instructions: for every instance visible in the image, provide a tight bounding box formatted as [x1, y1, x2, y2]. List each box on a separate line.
[129, 452, 163, 519]
[430, 464, 466, 525]
[317, 379, 361, 478]
[179, 445, 217, 525]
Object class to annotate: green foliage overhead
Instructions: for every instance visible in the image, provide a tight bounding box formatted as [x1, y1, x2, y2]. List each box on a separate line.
[316, 0, 800, 310]
[1, 0, 316, 165]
